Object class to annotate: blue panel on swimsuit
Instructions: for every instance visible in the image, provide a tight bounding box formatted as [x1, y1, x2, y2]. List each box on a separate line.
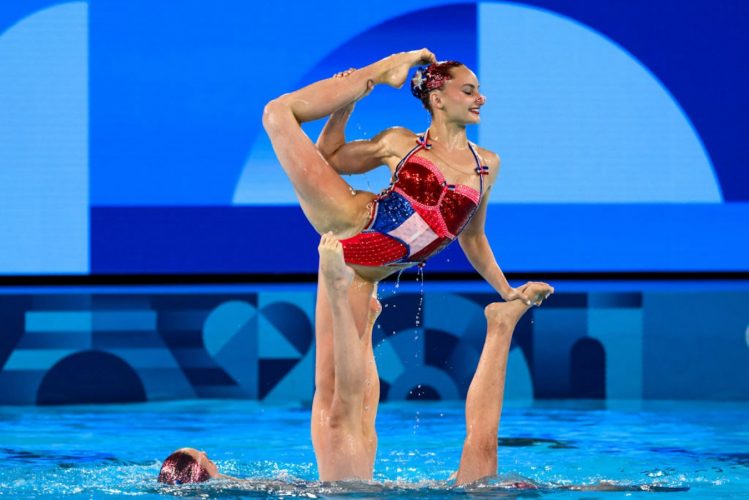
[369, 192, 415, 234]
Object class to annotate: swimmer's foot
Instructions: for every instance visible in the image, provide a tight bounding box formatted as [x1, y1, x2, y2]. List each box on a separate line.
[318, 232, 355, 293]
[376, 49, 437, 88]
[485, 283, 554, 332]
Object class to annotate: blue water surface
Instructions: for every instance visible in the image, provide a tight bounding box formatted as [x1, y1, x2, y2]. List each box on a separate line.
[0, 400, 747, 498]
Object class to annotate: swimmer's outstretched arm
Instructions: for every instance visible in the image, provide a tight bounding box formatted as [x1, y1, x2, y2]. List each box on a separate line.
[458, 178, 549, 305]
[454, 287, 552, 486]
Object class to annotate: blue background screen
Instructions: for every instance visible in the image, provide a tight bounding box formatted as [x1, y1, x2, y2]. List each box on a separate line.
[1, 0, 747, 275]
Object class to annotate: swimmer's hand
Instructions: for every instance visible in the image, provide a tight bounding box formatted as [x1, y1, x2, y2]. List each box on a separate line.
[502, 282, 554, 306]
[377, 49, 437, 88]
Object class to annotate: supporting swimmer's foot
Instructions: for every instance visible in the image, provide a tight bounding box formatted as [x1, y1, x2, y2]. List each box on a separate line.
[485, 282, 554, 330]
[318, 232, 355, 293]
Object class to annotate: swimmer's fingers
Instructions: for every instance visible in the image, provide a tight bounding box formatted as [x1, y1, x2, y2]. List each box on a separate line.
[503, 287, 533, 306]
[403, 48, 437, 67]
[333, 67, 357, 78]
[417, 48, 437, 65]
[519, 281, 555, 306]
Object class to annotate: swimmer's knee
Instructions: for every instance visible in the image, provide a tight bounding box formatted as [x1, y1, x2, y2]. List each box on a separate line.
[327, 399, 359, 431]
[262, 97, 295, 131]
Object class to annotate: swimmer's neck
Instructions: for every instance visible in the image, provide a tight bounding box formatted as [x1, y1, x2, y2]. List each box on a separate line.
[427, 119, 469, 152]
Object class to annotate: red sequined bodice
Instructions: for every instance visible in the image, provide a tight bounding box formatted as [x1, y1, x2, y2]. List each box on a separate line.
[340, 132, 489, 267]
[392, 154, 481, 238]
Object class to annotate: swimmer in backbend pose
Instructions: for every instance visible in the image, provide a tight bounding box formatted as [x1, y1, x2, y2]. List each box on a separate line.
[261, 49, 552, 478]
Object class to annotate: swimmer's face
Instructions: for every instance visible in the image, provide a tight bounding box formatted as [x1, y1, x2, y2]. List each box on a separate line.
[431, 65, 485, 124]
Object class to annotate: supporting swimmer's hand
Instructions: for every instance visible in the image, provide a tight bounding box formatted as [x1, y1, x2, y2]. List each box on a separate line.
[378, 49, 437, 88]
[502, 282, 554, 306]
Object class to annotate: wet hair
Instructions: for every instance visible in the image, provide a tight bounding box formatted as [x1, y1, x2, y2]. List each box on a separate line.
[410, 60, 464, 111]
[157, 450, 211, 485]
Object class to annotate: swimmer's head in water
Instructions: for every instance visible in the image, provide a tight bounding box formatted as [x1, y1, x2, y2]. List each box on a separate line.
[157, 448, 219, 485]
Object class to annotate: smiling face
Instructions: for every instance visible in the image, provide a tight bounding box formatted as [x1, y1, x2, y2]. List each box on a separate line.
[429, 65, 486, 124]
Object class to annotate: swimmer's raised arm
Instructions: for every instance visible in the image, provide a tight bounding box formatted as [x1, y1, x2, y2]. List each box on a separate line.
[317, 114, 414, 175]
[458, 151, 550, 305]
[457, 153, 518, 302]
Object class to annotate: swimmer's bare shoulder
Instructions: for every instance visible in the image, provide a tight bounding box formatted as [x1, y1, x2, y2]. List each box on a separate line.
[377, 126, 419, 172]
[472, 143, 501, 186]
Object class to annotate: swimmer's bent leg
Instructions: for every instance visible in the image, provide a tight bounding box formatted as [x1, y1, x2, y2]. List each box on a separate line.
[261, 61, 388, 236]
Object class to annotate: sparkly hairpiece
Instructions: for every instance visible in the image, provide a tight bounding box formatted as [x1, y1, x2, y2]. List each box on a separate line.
[411, 64, 450, 99]
[411, 67, 426, 98]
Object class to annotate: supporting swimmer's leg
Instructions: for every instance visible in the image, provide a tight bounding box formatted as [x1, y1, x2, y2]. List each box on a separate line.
[318, 233, 364, 400]
[311, 256, 378, 411]
[312, 233, 377, 481]
[261, 50, 434, 236]
[455, 283, 553, 486]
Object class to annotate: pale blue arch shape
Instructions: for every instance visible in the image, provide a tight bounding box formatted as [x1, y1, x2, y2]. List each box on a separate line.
[0, 2, 89, 273]
[233, 109, 391, 205]
[478, 2, 721, 203]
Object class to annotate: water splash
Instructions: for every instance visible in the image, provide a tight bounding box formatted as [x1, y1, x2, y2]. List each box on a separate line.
[414, 265, 425, 329]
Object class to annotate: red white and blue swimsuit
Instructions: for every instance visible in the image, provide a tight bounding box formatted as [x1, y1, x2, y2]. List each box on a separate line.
[341, 131, 489, 267]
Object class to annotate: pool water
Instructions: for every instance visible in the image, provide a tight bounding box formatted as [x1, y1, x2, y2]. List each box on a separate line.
[1, 400, 747, 498]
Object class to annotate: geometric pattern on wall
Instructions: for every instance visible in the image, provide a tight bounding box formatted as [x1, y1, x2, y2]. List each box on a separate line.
[0, 289, 748, 404]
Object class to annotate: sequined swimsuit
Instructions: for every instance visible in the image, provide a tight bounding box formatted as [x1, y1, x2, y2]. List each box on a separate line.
[341, 131, 489, 267]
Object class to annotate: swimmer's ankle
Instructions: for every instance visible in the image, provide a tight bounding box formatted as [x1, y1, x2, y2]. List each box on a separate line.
[484, 301, 528, 332]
